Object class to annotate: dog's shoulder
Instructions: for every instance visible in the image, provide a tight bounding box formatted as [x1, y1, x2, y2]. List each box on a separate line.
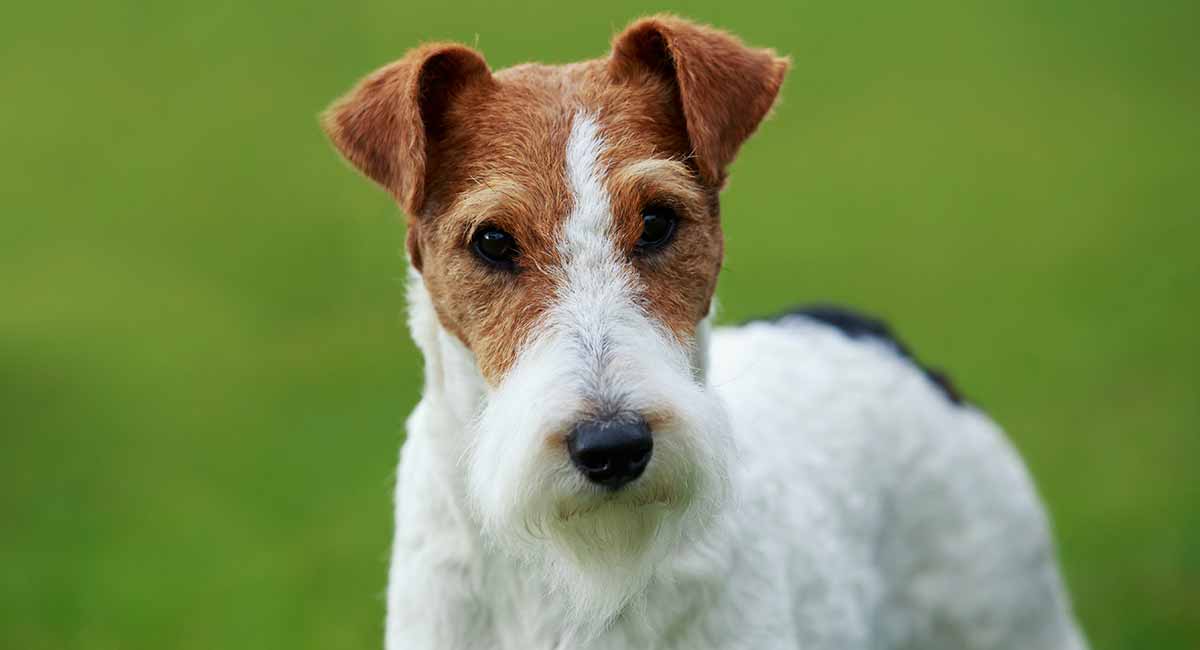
[719, 303, 964, 406]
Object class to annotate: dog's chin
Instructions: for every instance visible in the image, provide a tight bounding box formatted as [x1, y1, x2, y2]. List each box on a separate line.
[529, 488, 691, 636]
[479, 462, 723, 639]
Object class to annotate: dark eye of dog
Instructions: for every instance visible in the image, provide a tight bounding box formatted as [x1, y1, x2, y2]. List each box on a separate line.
[472, 227, 518, 268]
[637, 204, 677, 251]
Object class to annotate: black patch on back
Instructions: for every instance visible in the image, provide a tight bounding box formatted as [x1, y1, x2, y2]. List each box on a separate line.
[752, 304, 964, 405]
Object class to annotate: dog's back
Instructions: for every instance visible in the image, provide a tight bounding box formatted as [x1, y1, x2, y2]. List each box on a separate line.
[699, 311, 1087, 649]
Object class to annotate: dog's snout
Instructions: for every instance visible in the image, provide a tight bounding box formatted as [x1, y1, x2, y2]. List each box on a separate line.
[567, 416, 653, 490]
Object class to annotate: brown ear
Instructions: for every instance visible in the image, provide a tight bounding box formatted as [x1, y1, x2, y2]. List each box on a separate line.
[609, 16, 789, 185]
[321, 43, 493, 215]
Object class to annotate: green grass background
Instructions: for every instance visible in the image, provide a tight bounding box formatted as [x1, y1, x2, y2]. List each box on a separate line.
[2, 1, 1197, 648]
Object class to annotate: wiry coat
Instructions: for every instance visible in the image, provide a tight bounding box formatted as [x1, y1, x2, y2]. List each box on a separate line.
[391, 284, 1087, 649]
[322, 15, 1088, 650]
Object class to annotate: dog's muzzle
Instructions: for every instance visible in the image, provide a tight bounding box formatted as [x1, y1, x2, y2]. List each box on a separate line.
[567, 415, 653, 490]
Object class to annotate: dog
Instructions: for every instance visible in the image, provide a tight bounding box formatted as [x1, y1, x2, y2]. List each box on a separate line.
[322, 15, 1088, 650]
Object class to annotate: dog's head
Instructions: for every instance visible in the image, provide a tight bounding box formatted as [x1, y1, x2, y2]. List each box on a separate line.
[324, 15, 786, 629]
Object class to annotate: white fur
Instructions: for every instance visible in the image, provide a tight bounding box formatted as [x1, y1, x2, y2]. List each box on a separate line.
[384, 114, 1088, 649]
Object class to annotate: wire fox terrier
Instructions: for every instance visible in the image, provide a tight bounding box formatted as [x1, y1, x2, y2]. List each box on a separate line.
[323, 15, 1088, 649]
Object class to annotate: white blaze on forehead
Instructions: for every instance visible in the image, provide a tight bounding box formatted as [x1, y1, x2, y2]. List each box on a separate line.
[557, 112, 635, 314]
[560, 113, 620, 269]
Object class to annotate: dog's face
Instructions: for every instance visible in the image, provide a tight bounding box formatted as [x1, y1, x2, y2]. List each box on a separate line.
[325, 16, 786, 628]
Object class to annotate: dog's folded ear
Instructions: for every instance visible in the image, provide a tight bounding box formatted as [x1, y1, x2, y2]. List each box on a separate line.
[322, 43, 493, 214]
[609, 16, 789, 185]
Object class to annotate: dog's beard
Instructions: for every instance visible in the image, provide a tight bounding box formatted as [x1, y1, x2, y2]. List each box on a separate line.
[531, 492, 688, 640]
[465, 360, 732, 638]
[477, 435, 727, 640]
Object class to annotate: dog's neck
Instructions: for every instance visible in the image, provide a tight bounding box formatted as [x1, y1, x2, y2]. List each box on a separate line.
[399, 271, 486, 523]
[407, 271, 487, 431]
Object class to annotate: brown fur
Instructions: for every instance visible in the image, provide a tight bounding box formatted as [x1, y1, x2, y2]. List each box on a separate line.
[609, 16, 790, 186]
[323, 16, 788, 383]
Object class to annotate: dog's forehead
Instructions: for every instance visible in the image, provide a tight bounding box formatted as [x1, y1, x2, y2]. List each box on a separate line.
[433, 59, 689, 205]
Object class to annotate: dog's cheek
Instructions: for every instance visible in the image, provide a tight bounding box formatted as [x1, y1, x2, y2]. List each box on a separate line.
[413, 229, 480, 358]
[423, 248, 555, 384]
[640, 220, 723, 341]
[470, 291, 533, 384]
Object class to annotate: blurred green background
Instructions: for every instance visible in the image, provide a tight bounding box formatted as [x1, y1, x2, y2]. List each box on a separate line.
[2, 1, 1197, 648]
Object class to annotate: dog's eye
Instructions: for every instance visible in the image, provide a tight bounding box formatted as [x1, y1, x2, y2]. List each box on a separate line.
[637, 204, 677, 252]
[472, 227, 518, 268]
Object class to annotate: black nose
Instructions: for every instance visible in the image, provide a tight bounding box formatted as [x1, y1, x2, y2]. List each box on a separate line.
[567, 416, 653, 490]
